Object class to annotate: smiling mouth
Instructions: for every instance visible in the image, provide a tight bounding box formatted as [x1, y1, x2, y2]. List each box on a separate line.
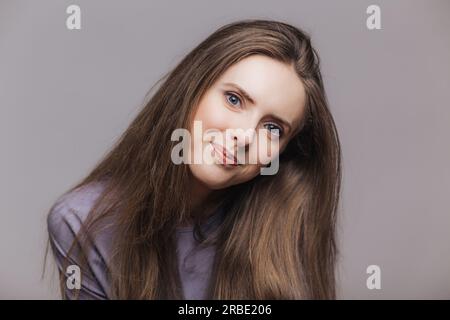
[209, 142, 240, 166]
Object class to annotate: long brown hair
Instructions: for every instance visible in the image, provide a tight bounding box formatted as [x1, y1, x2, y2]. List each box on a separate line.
[45, 19, 341, 299]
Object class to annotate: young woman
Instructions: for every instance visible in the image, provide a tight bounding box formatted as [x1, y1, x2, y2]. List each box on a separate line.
[46, 19, 342, 300]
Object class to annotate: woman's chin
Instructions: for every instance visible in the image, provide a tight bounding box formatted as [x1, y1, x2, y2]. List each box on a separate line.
[188, 163, 237, 189]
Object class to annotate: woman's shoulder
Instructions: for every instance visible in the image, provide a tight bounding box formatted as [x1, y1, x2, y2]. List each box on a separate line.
[47, 180, 109, 242]
[46, 180, 113, 299]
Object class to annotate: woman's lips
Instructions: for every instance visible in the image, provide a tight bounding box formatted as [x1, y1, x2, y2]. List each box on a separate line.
[210, 142, 239, 166]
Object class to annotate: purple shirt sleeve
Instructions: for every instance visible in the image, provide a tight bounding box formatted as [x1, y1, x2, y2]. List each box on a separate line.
[47, 182, 112, 299]
[47, 181, 224, 300]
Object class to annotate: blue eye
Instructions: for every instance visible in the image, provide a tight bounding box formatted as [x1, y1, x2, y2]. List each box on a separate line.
[224, 91, 283, 137]
[225, 92, 242, 107]
[265, 123, 283, 137]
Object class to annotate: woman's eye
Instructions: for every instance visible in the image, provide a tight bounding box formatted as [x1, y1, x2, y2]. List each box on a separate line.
[265, 123, 283, 137]
[225, 92, 242, 108]
[224, 92, 283, 137]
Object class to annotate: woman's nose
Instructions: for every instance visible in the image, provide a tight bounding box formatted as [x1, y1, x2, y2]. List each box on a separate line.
[227, 127, 256, 148]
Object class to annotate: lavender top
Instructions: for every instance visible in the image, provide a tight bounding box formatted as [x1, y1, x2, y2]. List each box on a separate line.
[47, 181, 225, 299]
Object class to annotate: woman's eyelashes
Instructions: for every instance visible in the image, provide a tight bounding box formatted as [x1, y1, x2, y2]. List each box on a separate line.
[265, 123, 283, 137]
[223, 91, 284, 138]
[225, 91, 242, 108]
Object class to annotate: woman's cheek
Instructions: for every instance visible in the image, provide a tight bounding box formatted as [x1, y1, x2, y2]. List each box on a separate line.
[254, 135, 271, 165]
[257, 138, 281, 165]
[198, 100, 229, 130]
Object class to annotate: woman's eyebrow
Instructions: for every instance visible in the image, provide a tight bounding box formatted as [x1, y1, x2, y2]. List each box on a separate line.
[222, 82, 293, 132]
[223, 82, 257, 105]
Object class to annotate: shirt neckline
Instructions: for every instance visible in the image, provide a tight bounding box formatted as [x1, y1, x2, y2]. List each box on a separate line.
[176, 206, 225, 233]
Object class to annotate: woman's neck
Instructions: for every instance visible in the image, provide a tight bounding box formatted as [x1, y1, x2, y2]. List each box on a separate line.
[183, 174, 226, 227]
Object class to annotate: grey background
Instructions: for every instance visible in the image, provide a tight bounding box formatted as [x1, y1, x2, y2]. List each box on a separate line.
[1, 0, 449, 299]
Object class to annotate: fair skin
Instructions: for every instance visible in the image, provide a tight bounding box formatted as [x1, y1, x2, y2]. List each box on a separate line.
[185, 55, 307, 222]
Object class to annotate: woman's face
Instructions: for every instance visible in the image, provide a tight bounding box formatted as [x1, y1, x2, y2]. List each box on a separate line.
[187, 54, 307, 190]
